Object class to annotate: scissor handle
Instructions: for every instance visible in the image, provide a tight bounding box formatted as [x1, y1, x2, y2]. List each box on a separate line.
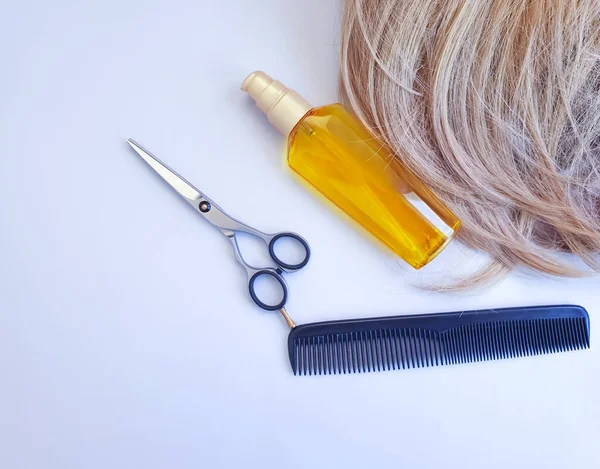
[267, 232, 311, 272]
[248, 269, 288, 311]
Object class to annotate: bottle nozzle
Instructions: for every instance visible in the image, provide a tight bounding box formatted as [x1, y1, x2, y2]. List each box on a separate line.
[241, 71, 312, 136]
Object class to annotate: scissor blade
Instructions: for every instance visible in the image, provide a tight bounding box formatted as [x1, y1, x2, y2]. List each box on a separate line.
[127, 139, 202, 203]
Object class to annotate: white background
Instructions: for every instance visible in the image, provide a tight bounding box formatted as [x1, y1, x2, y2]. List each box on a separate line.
[1, 1, 599, 468]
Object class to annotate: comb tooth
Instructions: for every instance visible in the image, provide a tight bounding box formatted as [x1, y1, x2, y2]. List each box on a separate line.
[550, 319, 561, 353]
[448, 330, 455, 365]
[350, 332, 357, 373]
[507, 321, 514, 358]
[340, 334, 347, 374]
[373, 330, 381, 372]
[364, 330, 372, 372]
[510, 321, 516, 357]
[533, 320, 543, 354]
[535, 319, 548, 355]
[501, 322, 509, 358]
[379, 329, 387, 371]
[526, 320, 534, 356]
[464, 325, 472, 363]
[567, 318, 576, 351]
[337, 334, 343, 374]
[378, 329, 385, 371]
[539, 319, 548, 354]
[436, 331, 444, 366]
[411, 329, 419, 368]
[489, 323, 496, 360]
[567, 318, 578, 350]
[525, 320, 533, 356]
[551, 319, 560, 351]
[388, 329, 397, 370]
[575, 318, 586, 350]
[476, 323, 484, 361]
[511, 321, 519, 358]
[349, 332, 356, 372]
[338, 334, 345, 374]
[449, 328, 457, 364]
[467, 325, 473, 362]
[583, 318, 591, 348]
[553, 319, 563, 353]
[323, 335, 329, 375]
[500, 322, 507, 359]
[416, 329, 423, 367]
[301, 337, 307, 376]
[344, 333, 350, 374]
[494, 322, 502, 360]
[425, 330, 433, 366]
[381, 329, 390, 371]
[489, 323, 497, 361]
[315, 337, 320, 376]
[532, 319, 540, 354]
[539, 320, 549, 354]
[349, 332, 356, 373]
[516, 320, 525, 357]
[293, 339, 298, 375]
[298, 337, 303, 376]
[389, 329, 400, 370]
[365, 330, 372, 372]
[544, 319, 554, 354]
[420, 329, 427, 367]
[467, 324, 475, 363]
[511, 320, 519, 358]
[540, 319, 549, 354]
[571, 318, 581, 350]
[398, 329, 405, 369]
[330, 335, 336, 374]
[544, 319, 556, 353]
[397, 329, 405, 369]
[482, 325, 489, 361]
[439, 332, 447, 365]
[406, 328, 414, 368]
[311, 337, 316, 375]
[330, 334, 336, 374]
[392, 329, 400, 369]
[452, 327, 460, 364]
[401, 329, 409, 369]
[424, 330, 432, 367]
[350, 332, 360, 373]
[462, 326, 470, 363]
[559, 318, 568, 350]
[377, 330, 384, 371]
[458, 327, 465, 363]
[499, 322, 507, 359]
[561, 318, 569, 351]
[492, 322, 500, 360]
[339, 334, 345, 373]
[445, 328, 453, 365]
[477, 323, 486, 361]
[431, 331, 438, 366]
[382, 329, 389, 371]
[359, 331, 367, 373]
[318, 336, 324, 375]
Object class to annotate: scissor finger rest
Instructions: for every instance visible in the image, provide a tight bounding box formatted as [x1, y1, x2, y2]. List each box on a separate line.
[268, 232, 311, 271]
[248, 270, 288, 311]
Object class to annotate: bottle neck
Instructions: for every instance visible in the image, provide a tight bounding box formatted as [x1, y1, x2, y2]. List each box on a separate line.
[242, 71, 313, 136]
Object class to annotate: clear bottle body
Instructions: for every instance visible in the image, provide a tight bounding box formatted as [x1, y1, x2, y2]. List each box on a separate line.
[287, 104, 460, 268]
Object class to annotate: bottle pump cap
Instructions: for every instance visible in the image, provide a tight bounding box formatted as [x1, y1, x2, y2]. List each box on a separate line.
[241, 71, 312, 136]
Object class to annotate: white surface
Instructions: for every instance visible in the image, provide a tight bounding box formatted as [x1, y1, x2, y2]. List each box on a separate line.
[0, 1, 598, 468]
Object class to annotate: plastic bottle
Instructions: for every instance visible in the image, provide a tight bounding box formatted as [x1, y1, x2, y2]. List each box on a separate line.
[242, 71, 461, 268]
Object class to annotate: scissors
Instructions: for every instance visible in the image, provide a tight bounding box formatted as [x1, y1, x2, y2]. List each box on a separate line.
[127, 139, 310, 327]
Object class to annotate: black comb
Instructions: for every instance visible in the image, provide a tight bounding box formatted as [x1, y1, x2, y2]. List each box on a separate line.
[287, 305, 590, 376]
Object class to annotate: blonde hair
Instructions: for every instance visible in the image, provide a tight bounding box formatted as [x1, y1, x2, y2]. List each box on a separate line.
[340, 0, 600, 287]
